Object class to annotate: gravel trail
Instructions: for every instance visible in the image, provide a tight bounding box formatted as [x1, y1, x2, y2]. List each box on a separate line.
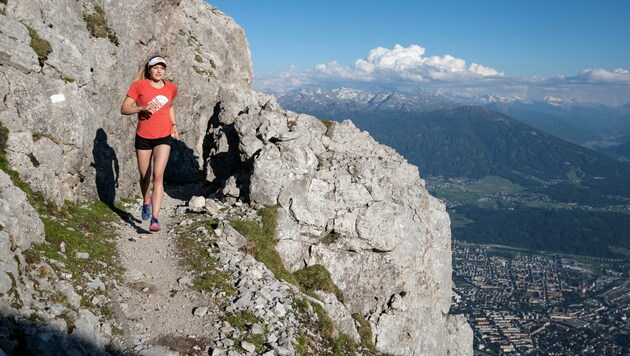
[110, 188, 215, 355]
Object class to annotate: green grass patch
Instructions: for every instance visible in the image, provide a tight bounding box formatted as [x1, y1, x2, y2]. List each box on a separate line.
[232, 207, 346, 302]
[231, 208, 381, 354]
[1, 121, 123, 313]
[224, 311, 266, 353]
[332, 333, 358, 355]
[295, 332, 309, 355]
[472, 175, 526, 194]
[306, 299, 335, 340]
[83, 5, 118, 46]
[566, 168, 585, 183]
[175, 220, 237, 297]
[112, 325, 123, 336]
[224, 310, 260, 330]
[352, 313, 375, 351]
[24, 24, 52, 66]
[230, 207, 298, 285]
[35, 200, 124, 282]
[295, 298, 363, 355]
[294, 265, 344, 303]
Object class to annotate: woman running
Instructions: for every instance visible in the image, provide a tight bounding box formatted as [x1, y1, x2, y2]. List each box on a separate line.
[120, 55, 178, 232]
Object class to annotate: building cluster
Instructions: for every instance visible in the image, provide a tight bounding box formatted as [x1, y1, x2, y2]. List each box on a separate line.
[451, 242, 629, 354]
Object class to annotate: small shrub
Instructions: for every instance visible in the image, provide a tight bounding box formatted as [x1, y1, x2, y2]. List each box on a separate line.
[24, 24, 52, 67]
[322, 231, 341, 245]
[83, 5, 118, 46]
[62, 75, 76, 83]
[320, 119, 334, 129]
[194, 54, 203, 63]
[0, 123, 8, 153]
[32, 132, 61, 144]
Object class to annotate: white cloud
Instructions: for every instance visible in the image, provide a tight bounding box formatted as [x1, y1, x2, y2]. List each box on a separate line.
[309, 44, 502, 83]
[253, 44, 630, 105]
[568, 68, 630, 84]
[256, 44, 504, 92]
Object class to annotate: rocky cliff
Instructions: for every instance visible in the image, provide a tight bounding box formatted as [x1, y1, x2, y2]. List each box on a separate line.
[0, 0, 471, 354]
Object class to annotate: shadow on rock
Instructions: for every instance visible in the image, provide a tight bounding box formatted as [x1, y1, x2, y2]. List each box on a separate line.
[91, 129, 141, 229]
[0, 314, 128, 355]
[164, 138, 204, 201]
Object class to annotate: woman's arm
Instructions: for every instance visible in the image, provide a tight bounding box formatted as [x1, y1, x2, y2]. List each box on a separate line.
[170, 105, 179, 140]
[120, 96, 150, 115]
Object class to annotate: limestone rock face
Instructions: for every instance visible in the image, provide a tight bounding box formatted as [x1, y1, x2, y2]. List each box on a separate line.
[213, 103, 463, 354]
[0, 0, 252, 204]
[0, 170, 45, 251]
[0, 169, 45, 305]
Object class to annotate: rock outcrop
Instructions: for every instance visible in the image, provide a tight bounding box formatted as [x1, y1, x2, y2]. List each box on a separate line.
[205, 100, 471, 354]
[0, 0, 472, 354]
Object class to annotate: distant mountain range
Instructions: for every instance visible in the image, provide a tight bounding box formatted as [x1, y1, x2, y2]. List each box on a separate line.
[276, 87, 458, 117]
[276, 88, 630, 161]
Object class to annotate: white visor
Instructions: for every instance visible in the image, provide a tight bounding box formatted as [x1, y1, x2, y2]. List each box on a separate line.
[148, 57, 167, 68]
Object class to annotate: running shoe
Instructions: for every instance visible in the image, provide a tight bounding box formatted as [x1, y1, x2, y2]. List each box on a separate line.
[141, 196, 152, 221]
[149, 217, 161, 232]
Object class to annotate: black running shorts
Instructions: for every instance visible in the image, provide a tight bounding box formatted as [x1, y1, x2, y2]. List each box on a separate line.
[135, 134, 173, 150]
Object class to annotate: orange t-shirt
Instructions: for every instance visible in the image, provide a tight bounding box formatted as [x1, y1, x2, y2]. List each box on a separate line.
[126, 79, 178, 139]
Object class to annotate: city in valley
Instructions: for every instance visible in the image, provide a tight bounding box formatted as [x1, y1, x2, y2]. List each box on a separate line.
[450, 242, 629, 355]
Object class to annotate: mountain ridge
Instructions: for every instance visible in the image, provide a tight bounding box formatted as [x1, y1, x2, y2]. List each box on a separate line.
[276, 87, 630, 161]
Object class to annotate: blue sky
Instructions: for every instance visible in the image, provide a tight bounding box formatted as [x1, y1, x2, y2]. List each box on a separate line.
[208, 1, 630, 105]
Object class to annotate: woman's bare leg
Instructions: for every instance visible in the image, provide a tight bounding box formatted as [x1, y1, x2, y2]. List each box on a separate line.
[150, 144, 171, 219]
[136, 149, 153, 205]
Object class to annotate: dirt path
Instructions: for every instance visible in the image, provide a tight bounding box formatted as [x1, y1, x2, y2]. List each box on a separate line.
[109, 189, 215, 355]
